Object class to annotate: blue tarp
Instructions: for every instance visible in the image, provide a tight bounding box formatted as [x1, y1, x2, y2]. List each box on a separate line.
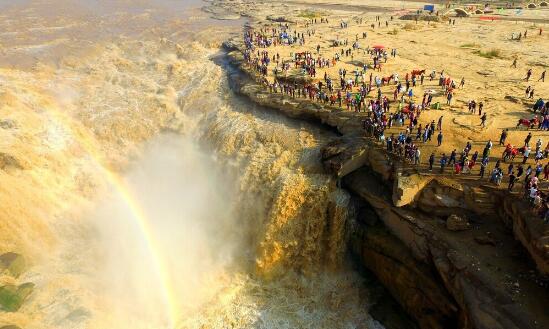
[424, 4, 435, 11]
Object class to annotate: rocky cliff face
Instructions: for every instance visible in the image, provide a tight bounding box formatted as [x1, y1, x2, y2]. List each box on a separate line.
[223, 39, 549, 329]
[344, 168, 539, 329]
[499, 196, 549, 275]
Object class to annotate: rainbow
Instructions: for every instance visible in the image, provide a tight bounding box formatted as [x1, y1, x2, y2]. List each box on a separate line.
[44, 107, 179, 328]
[99, 165, 179, 328]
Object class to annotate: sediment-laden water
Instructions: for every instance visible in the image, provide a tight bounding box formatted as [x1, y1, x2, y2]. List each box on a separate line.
[0, 1, 383, 328]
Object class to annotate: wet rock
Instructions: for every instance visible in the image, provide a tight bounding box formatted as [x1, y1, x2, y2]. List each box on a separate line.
[0, 253, 26, 278]
[0, 119, 16, 129]
[446, 214, 471, 231]
[64, 308, 92, 323]
[0, 283, 35, 312]
[474, 235, 497, 246]
[0, 153, 24, 171]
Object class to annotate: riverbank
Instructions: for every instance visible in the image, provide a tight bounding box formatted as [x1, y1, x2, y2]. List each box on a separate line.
[220, 6, 549, 327]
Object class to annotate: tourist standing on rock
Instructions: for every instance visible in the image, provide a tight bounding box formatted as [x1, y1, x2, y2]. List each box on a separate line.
[529, 186, 538, 206]
[437, 116, 443, 130]
[523, 146, 531, 164]
[470, 151, 479, 170]
[429, 152, 435, 171]
[525, 166, 534, 187]
[449, 149, 457, 165]
[440, 153, 447, 173]
[535, 149, 544, 163]
[464, 141, 472, 154]
[524, 132, 532, 147]
[526, 68, 532, 82]
[543, 163, 549, 180]
[480, 113, 487, 127]
[539, 70, 546, 82]
[499, 129, 508, 145]
[487, 139, 493, 151]
[480, 157, 488, 178]
[508, 172, 517, 191]
[482, 140, 492, 158]
[437, 131, 443, 146]
[511, 58, 517, 68]
[535, 138, 543, 153]
[517, 164, 524, 179]
[535, 163, 543, 177]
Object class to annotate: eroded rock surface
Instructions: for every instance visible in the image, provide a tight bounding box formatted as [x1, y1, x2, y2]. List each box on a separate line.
[346, 172, 540, 329]
[499, 195, 549, 275]
[446, 214, 471, 231]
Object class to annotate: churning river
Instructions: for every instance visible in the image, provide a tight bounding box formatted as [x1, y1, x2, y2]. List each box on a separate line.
[0, 1, 384, 328]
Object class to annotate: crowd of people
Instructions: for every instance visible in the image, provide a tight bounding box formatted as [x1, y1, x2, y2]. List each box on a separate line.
[241, 16, 548, 222]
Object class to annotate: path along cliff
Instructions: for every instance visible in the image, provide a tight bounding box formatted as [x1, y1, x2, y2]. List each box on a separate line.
[222, 37, 549, 329]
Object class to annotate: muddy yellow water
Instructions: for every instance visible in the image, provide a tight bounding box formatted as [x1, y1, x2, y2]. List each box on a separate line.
[0, 1, 381, 328]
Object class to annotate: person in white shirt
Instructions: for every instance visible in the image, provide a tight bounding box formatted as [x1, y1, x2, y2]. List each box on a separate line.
[523, 147, 531, 164]
[529, 187, 538, 204]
